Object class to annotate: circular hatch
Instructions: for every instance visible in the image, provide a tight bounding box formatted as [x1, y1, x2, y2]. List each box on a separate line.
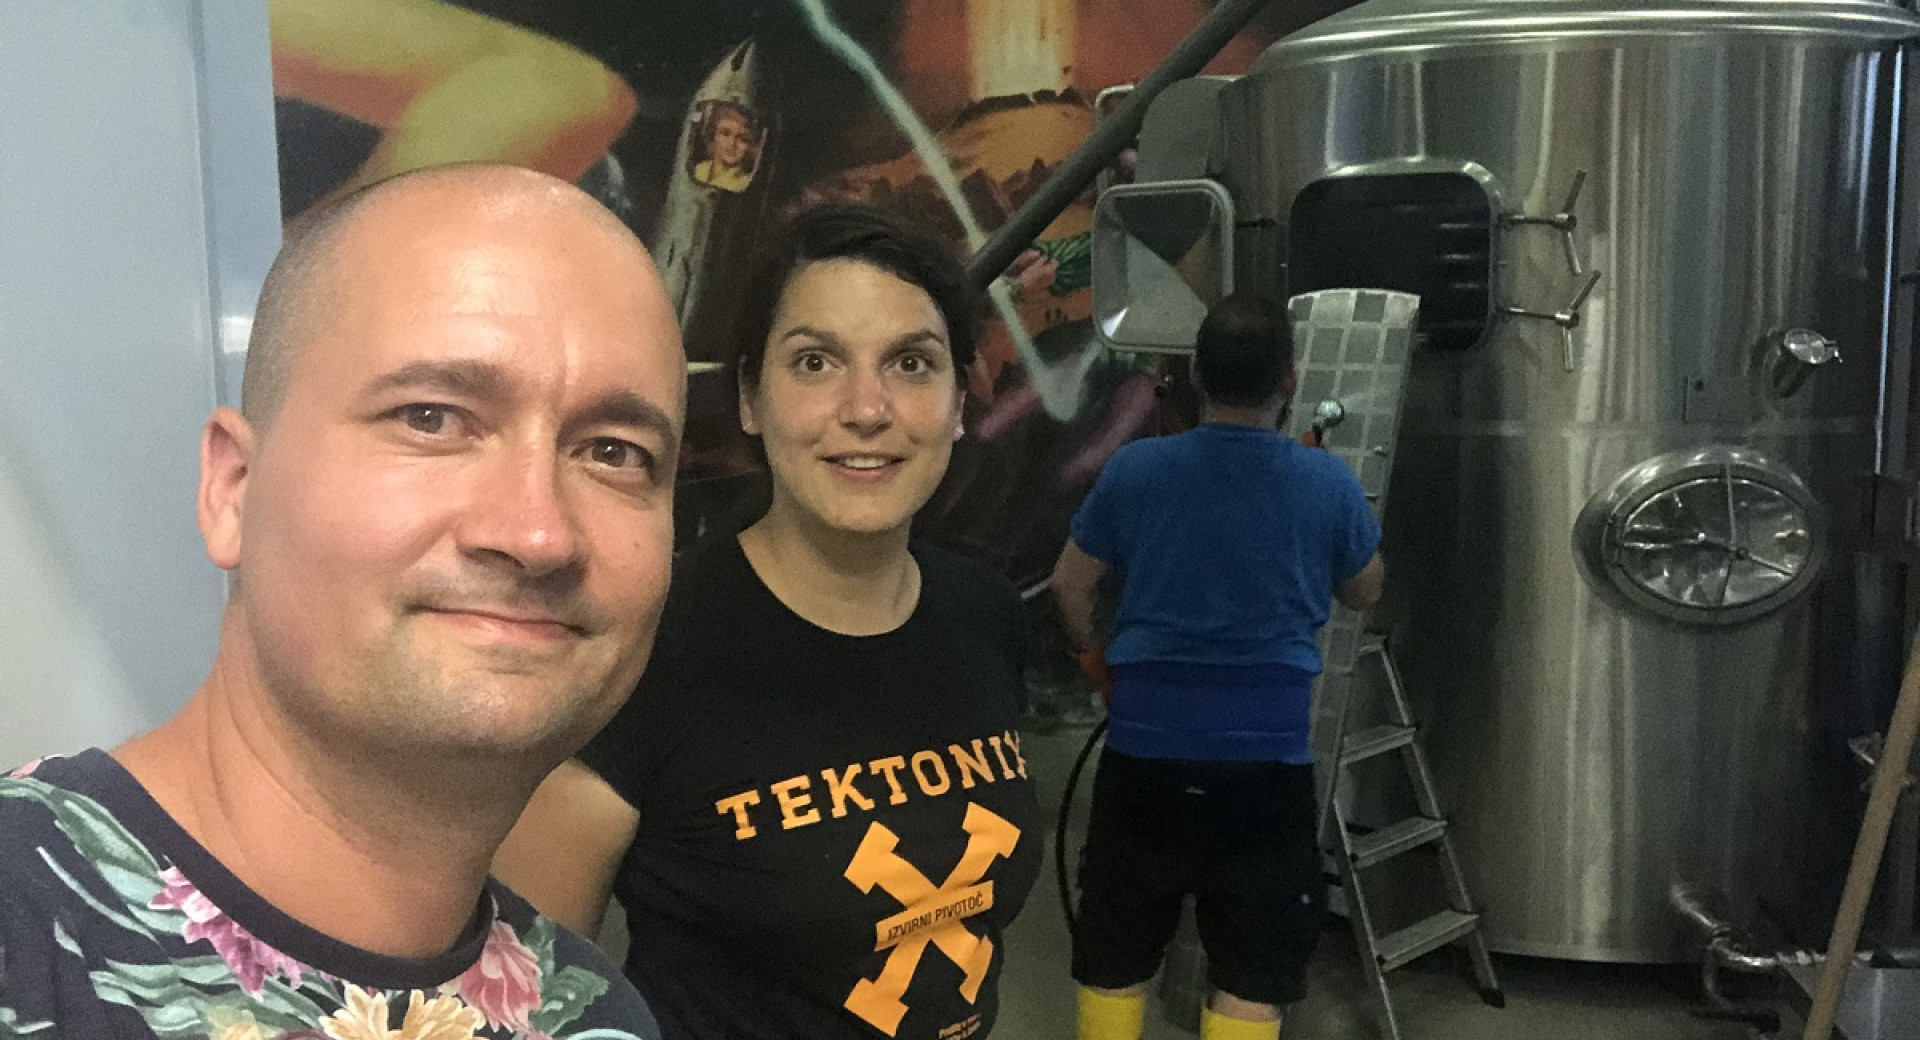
[1574, 447, 1824, 626]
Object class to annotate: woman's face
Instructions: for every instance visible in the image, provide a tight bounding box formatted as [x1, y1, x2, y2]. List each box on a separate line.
[741, 259, 964, 539]
[711, 111, 751, 168]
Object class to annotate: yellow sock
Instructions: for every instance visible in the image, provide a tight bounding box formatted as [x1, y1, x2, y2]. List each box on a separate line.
[1200, 1005, 1282, 1040]
[1077, 987, 1146, 1040]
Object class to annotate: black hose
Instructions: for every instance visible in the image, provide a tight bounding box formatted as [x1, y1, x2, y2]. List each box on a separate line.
[1057, 718, 1109, 934]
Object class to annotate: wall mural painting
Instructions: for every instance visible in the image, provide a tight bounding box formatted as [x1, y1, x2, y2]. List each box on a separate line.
[269, 0, 1342, 712]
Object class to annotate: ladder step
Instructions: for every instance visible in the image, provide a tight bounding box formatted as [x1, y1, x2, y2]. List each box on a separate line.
[1342, 724, 1416, 763]
[1350, 816, 1448, 869]
[1376, 909, 1480, 971]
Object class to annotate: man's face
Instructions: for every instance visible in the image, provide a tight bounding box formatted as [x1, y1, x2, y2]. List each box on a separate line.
[213, 195, 684, 763]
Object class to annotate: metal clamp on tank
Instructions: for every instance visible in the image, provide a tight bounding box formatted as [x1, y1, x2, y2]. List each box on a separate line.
[1504, 169, 1591, 276]
[1499, 271, 1602, 372]
[1498, 169, 1604, 372]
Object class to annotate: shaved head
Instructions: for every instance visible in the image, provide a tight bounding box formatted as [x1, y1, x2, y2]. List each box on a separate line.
[242, 163, 653, 428]
[199, 159, 686, 772]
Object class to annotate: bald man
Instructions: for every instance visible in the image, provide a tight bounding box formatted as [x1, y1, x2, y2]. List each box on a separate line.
[0, 165, 684, 1038]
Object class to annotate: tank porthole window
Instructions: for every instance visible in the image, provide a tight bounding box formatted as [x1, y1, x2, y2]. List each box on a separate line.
[1288, 169, 1495, 353]
[1573, 448, 1824, 627]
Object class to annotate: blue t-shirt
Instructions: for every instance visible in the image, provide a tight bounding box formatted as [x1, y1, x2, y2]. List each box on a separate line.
[1070, 423, 1381, 760]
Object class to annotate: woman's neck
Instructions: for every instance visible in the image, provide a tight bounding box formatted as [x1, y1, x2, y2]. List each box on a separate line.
[738, 507, 920, 636]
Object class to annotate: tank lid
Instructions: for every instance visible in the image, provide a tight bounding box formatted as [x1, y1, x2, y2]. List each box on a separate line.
[1256, 0, 1920, 68]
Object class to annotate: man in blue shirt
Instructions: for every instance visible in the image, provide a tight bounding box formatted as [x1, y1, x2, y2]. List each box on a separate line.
[1052, 292, 1383, 1040]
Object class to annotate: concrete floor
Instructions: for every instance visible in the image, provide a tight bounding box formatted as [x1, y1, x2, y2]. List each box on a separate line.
[998, 723, 1761, 1040]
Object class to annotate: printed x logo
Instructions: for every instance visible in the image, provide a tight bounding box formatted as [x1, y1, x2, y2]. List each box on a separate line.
[842, 803, 1020, 1035]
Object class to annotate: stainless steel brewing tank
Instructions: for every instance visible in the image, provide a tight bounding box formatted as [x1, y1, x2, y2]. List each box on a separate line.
[1219, 0, 1920, 960]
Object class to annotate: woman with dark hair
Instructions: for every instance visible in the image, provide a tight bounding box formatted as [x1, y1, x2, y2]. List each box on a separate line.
[497, 205, 1041, 1040]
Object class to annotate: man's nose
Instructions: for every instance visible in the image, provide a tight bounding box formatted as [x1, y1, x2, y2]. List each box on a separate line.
[461, 444, 581, 577]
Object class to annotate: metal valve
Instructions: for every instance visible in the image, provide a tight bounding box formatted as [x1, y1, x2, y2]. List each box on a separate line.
[1768, 328, 1841, 399]
[1501, 268, 1603, 373]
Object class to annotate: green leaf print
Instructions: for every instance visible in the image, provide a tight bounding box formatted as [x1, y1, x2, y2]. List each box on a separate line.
[4, 779, 175, 932]
[522, 913, 560, 972]
[1035, 233, 1091, 297]
[1, 778, 161, 878]
[528, 964, 611, 1037]
[52, 919, 81, 957]
[0, 1005, 56, 1037]
[86, 955, 330, 1039]
[38, 853, 159, 938]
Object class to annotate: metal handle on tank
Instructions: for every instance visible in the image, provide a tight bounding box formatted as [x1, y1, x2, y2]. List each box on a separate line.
[1505, 169, 1589, 276]
[1500, 169, 1604, 371]
[1502, 268, 1603, 372]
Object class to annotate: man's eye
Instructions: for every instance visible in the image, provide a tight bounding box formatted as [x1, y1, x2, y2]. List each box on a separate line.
[795, 353, 829, 374]
[397, 404, 452, 435]
[582, 438, 653, 472]
[899, 354, 928, 374]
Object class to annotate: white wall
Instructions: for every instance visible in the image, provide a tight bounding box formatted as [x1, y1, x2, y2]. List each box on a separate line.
[0, 0, 280, 766]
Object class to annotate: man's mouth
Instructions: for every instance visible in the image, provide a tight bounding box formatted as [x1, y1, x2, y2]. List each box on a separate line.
[420, 606, 588, 641]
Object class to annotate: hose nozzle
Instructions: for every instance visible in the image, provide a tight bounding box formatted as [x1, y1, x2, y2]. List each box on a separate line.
[1310, 399, 1347, 443]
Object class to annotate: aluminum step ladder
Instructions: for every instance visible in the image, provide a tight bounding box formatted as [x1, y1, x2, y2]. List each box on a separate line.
[1278, 288, 1497, 1036]
[1326, 634, 1504, 1040]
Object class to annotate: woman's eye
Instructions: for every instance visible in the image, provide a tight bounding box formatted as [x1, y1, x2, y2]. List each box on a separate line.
[397, 404, 451, 435]
[797, 353, 829, 373]
[898, 351, 947, 378]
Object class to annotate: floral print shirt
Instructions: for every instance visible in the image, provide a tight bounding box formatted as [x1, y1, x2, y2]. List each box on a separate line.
[0, 750, 658, 1040]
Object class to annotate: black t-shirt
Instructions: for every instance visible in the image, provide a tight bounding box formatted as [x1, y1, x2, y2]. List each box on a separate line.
[579, 535, 1041, 1040]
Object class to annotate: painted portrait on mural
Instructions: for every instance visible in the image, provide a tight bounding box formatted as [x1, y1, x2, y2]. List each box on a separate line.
[266, 0, 1348, 661]
[690, 101, 764, 193]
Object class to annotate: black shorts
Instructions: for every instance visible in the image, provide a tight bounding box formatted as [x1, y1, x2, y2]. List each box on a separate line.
[1070, 749, 1325, 1005]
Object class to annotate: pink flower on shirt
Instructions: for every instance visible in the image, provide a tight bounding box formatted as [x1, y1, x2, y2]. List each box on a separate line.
[150, 866, 307, 995]
[444, 920, 544, 1036]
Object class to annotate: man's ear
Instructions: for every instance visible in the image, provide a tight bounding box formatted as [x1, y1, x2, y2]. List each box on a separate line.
[198, 408, 254, 572]
[1282, 367, 1299, 403]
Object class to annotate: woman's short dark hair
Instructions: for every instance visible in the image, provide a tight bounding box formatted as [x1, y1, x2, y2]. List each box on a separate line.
[732, 205, 979, 398]
[1193, 291, 1295, 408]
